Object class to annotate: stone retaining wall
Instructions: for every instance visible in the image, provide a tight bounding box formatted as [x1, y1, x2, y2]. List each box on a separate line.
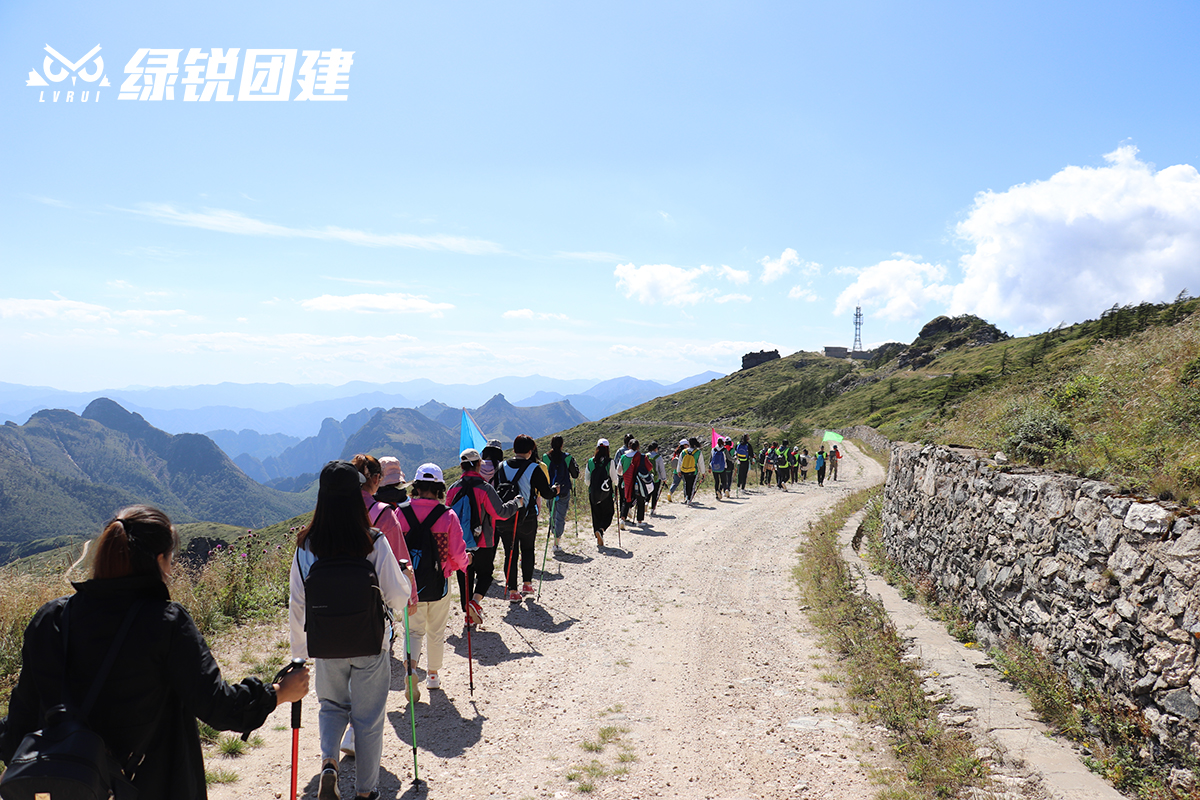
[834, 425, 891, 456]
[881, 443, 1200, 755]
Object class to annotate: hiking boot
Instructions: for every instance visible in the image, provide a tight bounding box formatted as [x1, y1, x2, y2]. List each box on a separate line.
[340, 725, 355, 758]
[318, 766, 340, 800]
[405, 675, 421, 703]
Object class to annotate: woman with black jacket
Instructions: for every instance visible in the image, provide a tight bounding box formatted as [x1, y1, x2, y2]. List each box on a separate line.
[0, 505, 309, 799]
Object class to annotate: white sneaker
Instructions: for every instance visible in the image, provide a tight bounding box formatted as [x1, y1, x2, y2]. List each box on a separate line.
[340, 725, 355, 758]
[553, 540, 563, 554]
[427, 673, 441, 690]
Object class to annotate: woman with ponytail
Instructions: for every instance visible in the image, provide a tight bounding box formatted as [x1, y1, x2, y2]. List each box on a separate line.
[0, 505, 309, 798]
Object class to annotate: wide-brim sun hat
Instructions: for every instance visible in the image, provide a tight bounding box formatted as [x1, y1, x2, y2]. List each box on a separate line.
[379, 456, 405, 487]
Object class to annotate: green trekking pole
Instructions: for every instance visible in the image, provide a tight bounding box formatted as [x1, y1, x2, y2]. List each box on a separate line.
[403, 603, 420, 785]
[538, 495, 556, 601]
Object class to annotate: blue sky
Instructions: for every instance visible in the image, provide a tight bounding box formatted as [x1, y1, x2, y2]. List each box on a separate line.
[4, 1, 1200, 392]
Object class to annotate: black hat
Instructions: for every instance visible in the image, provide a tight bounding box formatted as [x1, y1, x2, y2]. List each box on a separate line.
[319, 460, 365, 499]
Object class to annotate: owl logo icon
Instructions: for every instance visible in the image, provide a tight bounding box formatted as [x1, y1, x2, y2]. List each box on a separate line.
[27, 44, 110, 87]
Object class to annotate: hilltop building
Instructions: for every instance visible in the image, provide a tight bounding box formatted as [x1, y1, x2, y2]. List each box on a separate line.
[741, 349, 780, 370]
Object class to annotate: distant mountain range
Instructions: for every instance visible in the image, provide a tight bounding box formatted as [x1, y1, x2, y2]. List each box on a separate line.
[0, 399, 312, 565]
[513, 373, 721, 419]
[232, 394, 589, 485]
[0, 372, 721, 438]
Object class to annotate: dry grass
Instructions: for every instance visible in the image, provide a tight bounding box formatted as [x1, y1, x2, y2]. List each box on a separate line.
[796, 487, 985, 799]
[932, 312, 1200, 503]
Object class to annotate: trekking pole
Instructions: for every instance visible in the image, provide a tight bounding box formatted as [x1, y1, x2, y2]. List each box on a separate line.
[273, 658, 306, 800]
[466, 604, 474, 695]
[403, 603, 420, 784]
[538, 495, 556, 601]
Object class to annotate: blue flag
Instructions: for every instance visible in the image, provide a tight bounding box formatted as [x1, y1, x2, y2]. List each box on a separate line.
[459, 409, 488, 453]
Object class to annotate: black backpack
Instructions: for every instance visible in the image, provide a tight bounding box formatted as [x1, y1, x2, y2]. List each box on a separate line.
[589, 457, 613, 505]
[0, 600, 144, 800]
[495, 460, 534, 521]
[400, 504, 449, 602]
[302, 531, 387, 659]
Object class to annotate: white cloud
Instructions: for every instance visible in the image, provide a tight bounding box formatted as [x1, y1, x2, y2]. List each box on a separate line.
[300, 292, 455, 317]
[658, 211, 673, 222]
[758, 248, 817, 283]
[123, 204, 504, 255]
[714, 293, 752, 304]
[503, 308, 570, 321]
[613, 263, 716, 305]
[950, 145, 1200, 331]
[31, 196, 69, 208]
[717, 265, 750, 284]
[0, 297, 111, 322]
[834, 259, 953, 321]
[788, 286, 819, 302]
[0, 297, 191, 324]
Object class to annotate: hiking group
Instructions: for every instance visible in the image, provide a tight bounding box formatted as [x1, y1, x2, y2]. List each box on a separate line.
[0, 427, 846, 800]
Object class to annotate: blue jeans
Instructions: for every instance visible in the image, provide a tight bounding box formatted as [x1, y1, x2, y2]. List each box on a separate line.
[315, 649, 391, 794]
[550, 493, 570, 538]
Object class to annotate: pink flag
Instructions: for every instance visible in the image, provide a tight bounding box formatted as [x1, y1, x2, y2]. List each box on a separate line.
[711, 428, 720, 448]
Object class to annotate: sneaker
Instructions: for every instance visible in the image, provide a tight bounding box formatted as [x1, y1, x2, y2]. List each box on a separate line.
[667, 492, 673, 503]
[595, 531, 604, 548]
[405, 675, 421, 704]
[427, 673, 441, 690]
[466, 599, 484, 625]
[553, 539, 563, 554]
[521, 583, 534, 595]
[508, 589, 523, 602]
[318, 767, 340, 800]
[340, 725, 355, 758]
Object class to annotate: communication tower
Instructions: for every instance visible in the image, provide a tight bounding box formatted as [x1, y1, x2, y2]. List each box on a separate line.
[852, 306, 863, 353]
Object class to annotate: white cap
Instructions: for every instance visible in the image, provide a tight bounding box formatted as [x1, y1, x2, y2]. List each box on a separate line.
[679, 438, 688, 446]
[460, 448, 481, 462]
[597, 438, 609, 447]
[414, 463, 444, 484]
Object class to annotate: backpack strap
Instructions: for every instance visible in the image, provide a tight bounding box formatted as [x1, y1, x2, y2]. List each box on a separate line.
[400, 503, 448, 538]
[369, 502, 390, 527]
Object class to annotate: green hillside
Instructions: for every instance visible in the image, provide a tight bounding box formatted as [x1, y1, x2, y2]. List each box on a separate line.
[531, 297, 1200, 505]
[0, 399, 312, 564]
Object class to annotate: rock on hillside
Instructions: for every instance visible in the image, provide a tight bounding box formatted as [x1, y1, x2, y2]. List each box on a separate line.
[896, 315, 1010, 369]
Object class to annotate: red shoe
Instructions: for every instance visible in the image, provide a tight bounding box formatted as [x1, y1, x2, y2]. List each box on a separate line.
[508, 590, 523, 603]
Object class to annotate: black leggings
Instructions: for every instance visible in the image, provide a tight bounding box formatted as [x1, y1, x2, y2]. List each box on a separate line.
[459, 542, 499, 605]
[737, 461, 749, 490]
[499, 517, 538, 588]
[683, 471, 697, 501]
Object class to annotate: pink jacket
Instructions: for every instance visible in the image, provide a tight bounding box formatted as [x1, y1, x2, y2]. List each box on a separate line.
[363, 490, 418, 603]
[396, 498, 469, 578]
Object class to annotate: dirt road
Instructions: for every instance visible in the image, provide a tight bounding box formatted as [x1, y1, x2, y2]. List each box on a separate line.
[210, 443, 890, 799]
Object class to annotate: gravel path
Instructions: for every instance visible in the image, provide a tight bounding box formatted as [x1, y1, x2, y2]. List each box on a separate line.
[209, 445, 896, 799]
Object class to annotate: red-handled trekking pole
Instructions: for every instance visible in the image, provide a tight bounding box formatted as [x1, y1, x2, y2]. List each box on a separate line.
[273, 657, 306, 800]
